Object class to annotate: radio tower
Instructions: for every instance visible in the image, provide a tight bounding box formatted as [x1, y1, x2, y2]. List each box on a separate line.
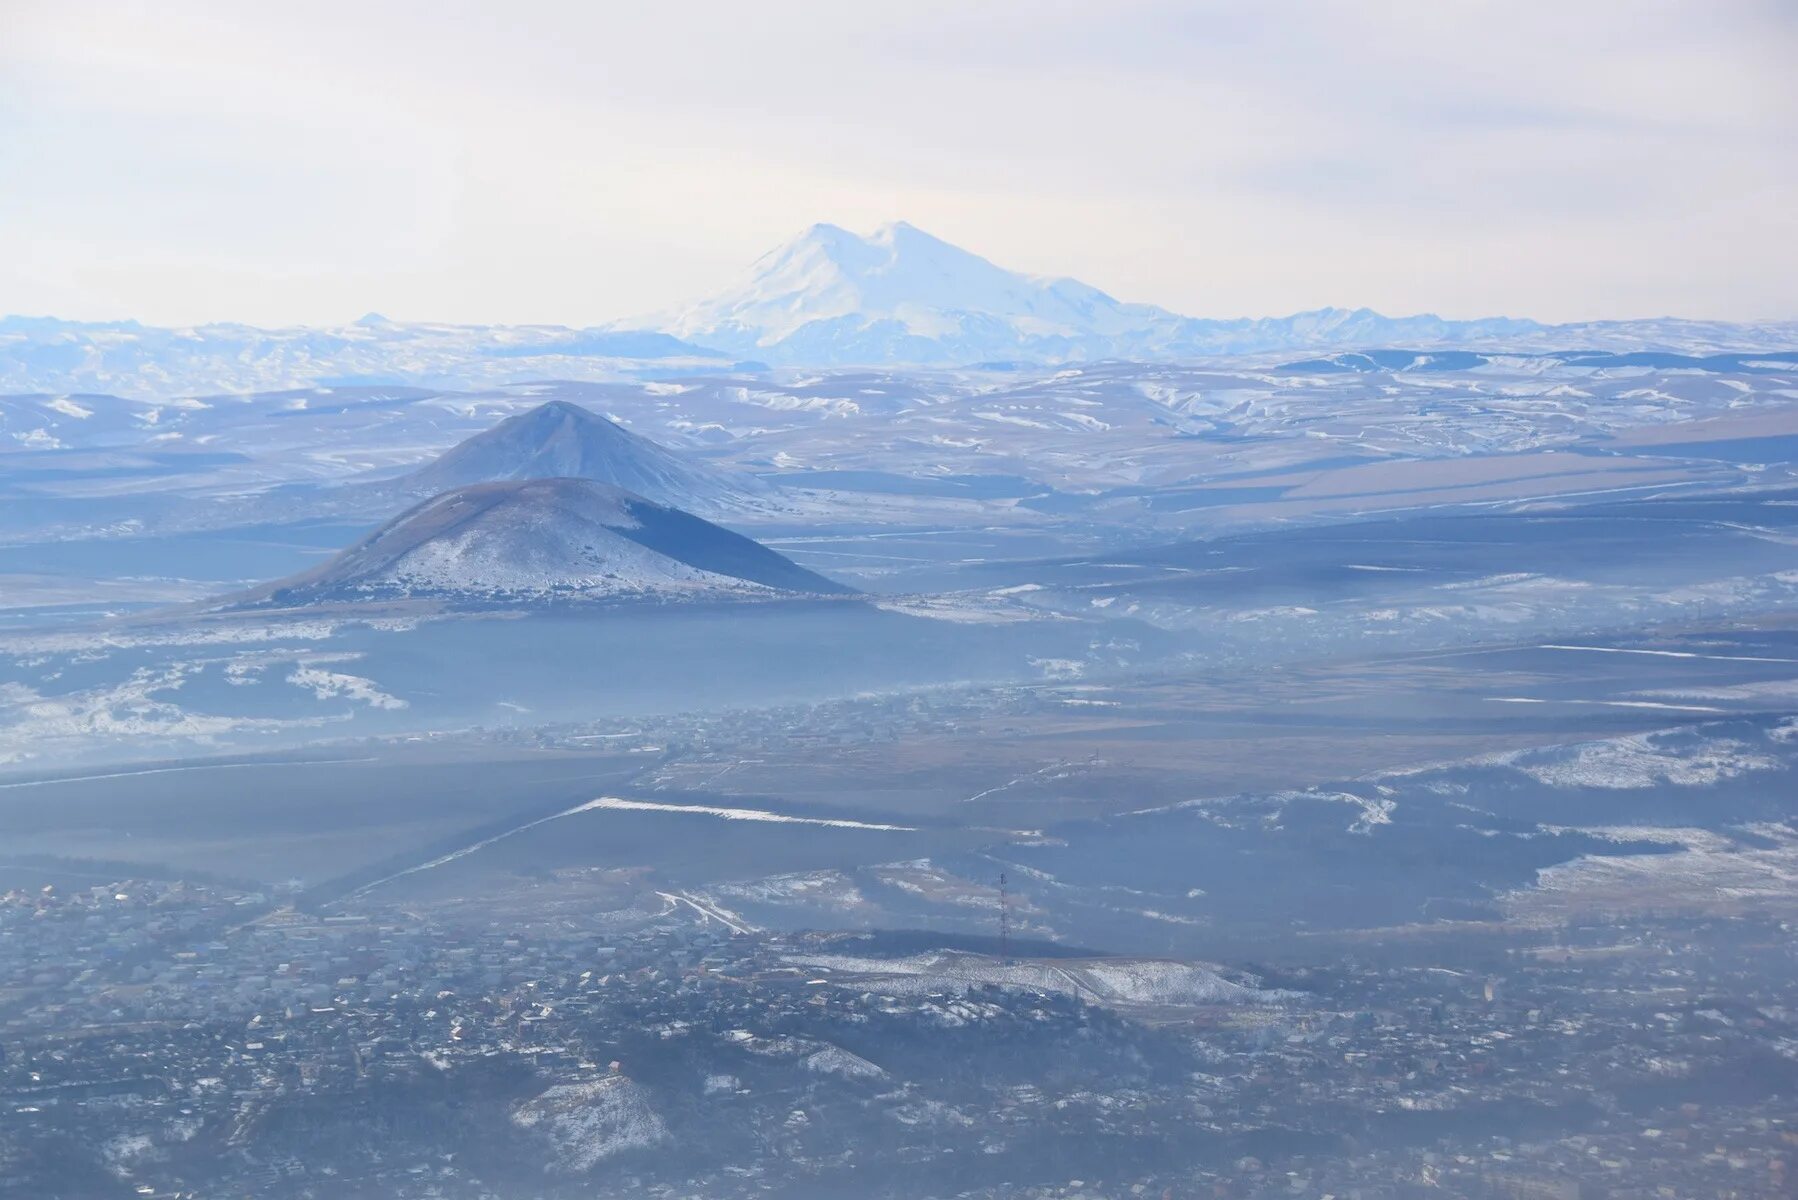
[998, 871, 1013, 964]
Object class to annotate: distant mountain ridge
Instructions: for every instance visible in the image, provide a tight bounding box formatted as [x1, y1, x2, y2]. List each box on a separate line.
[5, 224, 1794, 396]
[233, 477, 851, 609]
[0, 315, 733, 400]
[648, 222, 1794, 366]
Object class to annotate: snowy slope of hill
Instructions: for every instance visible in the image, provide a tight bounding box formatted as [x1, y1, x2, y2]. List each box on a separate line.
[236, 478, 851, 608]
[398, 399, 774, 517]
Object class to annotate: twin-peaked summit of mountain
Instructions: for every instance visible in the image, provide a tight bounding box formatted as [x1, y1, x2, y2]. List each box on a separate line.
[653, 221, 1169, 363]
[662, 221, 1163, 346]
[236, 477, 851, 610]
[398, 400, 773, 517]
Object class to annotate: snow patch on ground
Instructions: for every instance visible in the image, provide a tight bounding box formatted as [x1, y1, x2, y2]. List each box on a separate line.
[784, 949, 1280, 1009]
[1507, 823, 1798, 922]
[578, 796, 915, 831]
[1497, 731, 1781, 789]
[875, 596, 1041, 624]
[511, 1076, 668, 1171]
[803, 1044, 888, 1080]
[707, 870, 868, 912]
[284, 658, 408, 712]
[0, 664, 317, 762]
[286, 661, 407, 709]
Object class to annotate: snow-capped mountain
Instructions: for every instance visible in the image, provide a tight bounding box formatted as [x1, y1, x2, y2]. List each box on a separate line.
[398, 399, 773, 517]
[235, 477, 851, 608]
[648, 222, 1796, 366]
[659, 221, 1173, 348]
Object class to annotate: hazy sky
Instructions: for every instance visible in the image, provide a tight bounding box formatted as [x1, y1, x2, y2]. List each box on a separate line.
[3, 0, 1793, 327]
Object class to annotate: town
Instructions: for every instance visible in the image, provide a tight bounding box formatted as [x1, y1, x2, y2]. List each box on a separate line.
[3, 870, 1791, 1198]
